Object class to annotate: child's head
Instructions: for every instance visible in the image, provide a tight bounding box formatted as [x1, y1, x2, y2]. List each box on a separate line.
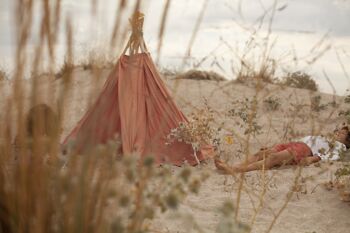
[334, 125, 350, 148]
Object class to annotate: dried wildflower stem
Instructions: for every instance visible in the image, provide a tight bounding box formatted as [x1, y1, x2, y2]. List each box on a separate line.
[57, 16, 74, 133]
[248, 162, 269, 228]
[335, 49, 350, 81]
[128, 164, 151, 232]
[172, 0, 209, 97]
[110, 0, 127, 48]
[261, 0, 277, 66]
[156, 0, 172, 64]
[265, 166, 303, 233]
[193, 149, 200, 165]
[235, 94, 259, 221]
[182, 0, 208, 64]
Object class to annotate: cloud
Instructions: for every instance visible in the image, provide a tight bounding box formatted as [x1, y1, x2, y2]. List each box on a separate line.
[1, 0, 350, 94]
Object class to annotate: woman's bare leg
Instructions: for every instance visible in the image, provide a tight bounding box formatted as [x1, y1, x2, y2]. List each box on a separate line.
[214, 148, 275, 174]
[235, 150, 294, 172]
[214, 159, 240, 174]
[237, 148, 275, 165]
[215, 149, 295, 174]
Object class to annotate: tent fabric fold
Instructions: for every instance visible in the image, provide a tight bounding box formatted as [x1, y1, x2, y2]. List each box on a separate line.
[63, 53, 213, 165]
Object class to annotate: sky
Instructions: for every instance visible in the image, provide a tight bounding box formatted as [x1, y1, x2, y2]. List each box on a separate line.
[0, 0, 350, 95]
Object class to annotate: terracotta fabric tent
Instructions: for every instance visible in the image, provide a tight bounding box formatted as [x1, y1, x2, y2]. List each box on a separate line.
[63, 12, 213, 165]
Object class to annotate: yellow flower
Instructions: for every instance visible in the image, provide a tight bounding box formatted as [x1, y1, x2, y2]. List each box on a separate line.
[224, 135, 234, 145]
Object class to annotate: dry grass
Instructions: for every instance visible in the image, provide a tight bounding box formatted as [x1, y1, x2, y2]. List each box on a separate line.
[234, 65, 277, 85]
[80, 49, 115, 70]
[55, 59, 74, 79]
[55, 49, 115, 79]
[159, 66, 181, 77]
[0, 69, 8, 81]
[175, 69, 226, 81]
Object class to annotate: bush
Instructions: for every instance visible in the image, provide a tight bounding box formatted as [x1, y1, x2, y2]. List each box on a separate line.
[228, 98, 263, 135]
[263, 96, 281, 111]
[167, 101, 224, 163]
[310, 95, 328, 112]
[335, 164, 350, 202]
[344, 95, 350, 104]
[339, 110, 350, 124]
[338, 95, 350, 123]
[282, 71, 318, 91]
[176, 69, 226, 81]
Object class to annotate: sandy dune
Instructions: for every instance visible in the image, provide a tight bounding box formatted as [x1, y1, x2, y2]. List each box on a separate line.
[1, 67, 349, 233]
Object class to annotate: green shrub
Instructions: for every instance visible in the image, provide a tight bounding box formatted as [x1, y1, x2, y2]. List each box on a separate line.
[338, 95, 350, 123]
[335, 164, 350, 178]
[335, 164, 350, 202]
[339, 110, 350, 123]
[263, 96, 281, 111]
[282, 71, 318, 91]
[344, 95, 350, 104]
[228, 98, 262, 135]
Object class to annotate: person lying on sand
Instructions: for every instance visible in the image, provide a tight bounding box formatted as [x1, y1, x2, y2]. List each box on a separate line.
[215, 125, 350, 174]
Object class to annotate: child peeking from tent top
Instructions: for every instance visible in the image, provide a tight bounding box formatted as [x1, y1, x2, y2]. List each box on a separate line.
[215, 124, 350, 174]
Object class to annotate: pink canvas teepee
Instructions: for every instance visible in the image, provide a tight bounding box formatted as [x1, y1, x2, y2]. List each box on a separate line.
[63, 12, 213, 165]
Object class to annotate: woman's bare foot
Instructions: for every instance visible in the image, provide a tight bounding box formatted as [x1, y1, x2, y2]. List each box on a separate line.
[214, 158, 240, 174]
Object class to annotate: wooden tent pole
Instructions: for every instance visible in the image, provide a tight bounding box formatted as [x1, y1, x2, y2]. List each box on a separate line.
[123, 11, 148, 55]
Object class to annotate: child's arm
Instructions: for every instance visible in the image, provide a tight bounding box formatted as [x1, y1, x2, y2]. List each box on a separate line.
[299, 156, 321, 166]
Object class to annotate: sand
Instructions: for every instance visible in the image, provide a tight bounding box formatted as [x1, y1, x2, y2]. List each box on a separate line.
[1, 67, 349, 233]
